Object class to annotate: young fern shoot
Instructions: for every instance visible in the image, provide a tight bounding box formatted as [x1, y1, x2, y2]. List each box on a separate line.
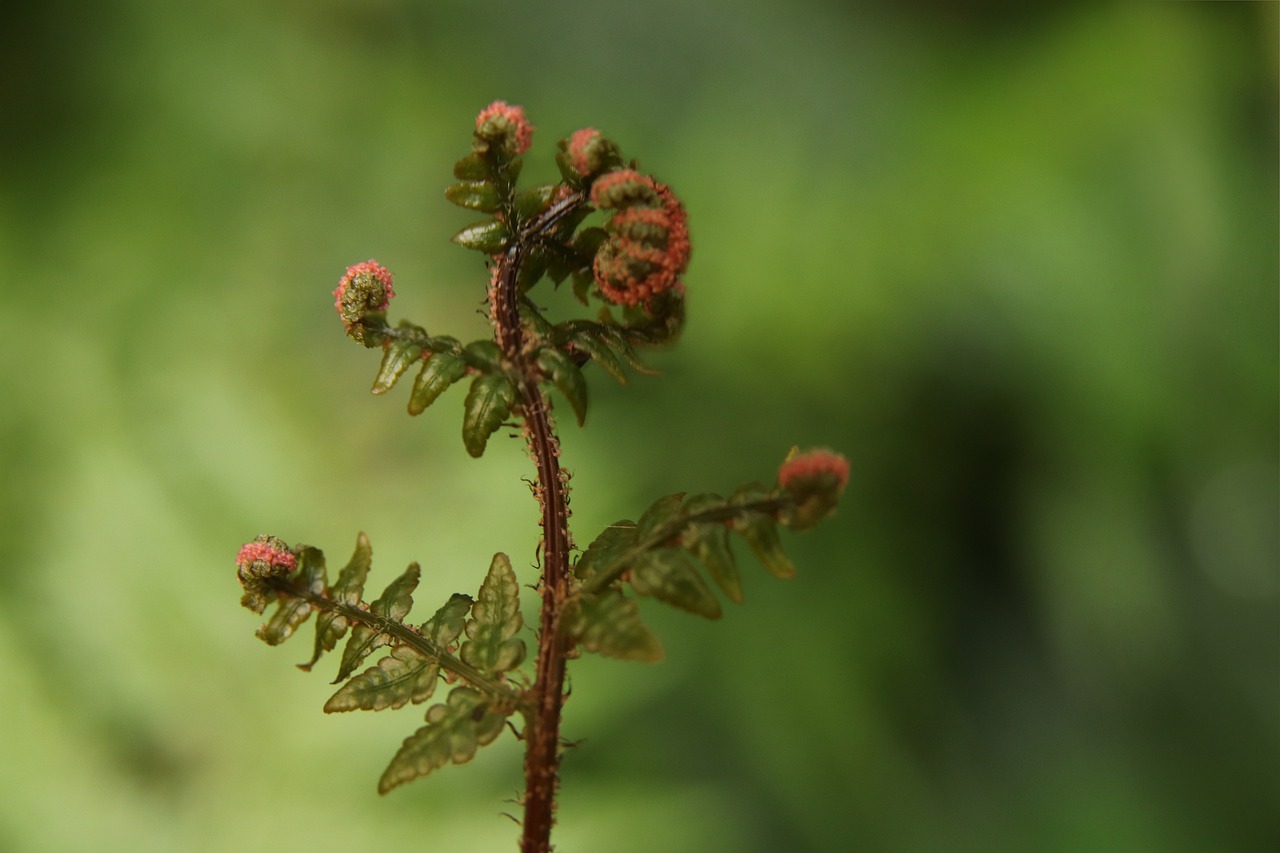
[235, 101, 849, 853]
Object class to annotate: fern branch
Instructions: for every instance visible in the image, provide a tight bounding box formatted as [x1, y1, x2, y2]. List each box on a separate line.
[575, 495, 790, 597]
[262, 574, 532, 717]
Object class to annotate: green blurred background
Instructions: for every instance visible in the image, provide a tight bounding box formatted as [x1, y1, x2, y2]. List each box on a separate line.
[1, 1, 1275, 851]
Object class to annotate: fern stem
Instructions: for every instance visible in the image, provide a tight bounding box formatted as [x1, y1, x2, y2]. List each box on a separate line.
[517, 377, 571, 853]
[487, 191, 586, 853]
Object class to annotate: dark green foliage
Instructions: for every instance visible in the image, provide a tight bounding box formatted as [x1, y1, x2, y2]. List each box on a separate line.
[462, 373, 517, 458]
[452, 154, 489, 181]
[409, 352, 468, 416]
[461, 340, 502, 372]
[513, 184, 557, 221]
[452, 220, 511, 253]
[372, 321, 427, 395]
[561, 326, 629, 384]
[445, 180, 501, 213]
[536, 347, 588, 426]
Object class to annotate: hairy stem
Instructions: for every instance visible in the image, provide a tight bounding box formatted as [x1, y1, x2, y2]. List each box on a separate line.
[489, 191, 586, 853]
[517, 377, 571, 853]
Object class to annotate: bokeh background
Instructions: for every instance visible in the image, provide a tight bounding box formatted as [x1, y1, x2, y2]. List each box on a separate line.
[1, 1, 1275, 851]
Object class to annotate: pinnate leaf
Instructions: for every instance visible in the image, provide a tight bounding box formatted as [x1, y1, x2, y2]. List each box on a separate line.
[257, 547, 326, 646]
[461, 553, 525, 675]
[564, 589, 663, 662]
[409, 352, 468, 416]
[462, 373, 516, 458]
[378, 686, 509, 793]
[335, 563, 421, 683]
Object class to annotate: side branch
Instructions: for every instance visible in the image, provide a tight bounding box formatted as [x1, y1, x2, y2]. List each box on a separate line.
[263, 574, 530, 715]
[576, 496, 791, 596]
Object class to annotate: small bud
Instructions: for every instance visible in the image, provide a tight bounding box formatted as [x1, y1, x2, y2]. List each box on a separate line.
[236, 534, 298, 613]
[334, 260, 395, 344]
[565, 128, 621, 179]
[777, 447, 849, 532]
[475, 100, 534, 158]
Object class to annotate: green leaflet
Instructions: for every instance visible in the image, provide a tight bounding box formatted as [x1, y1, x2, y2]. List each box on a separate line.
[516, 247, 550, 292]
[461, 340, 502, 371]
[378, 686, 510, 794]
[536, 347, 588, 426]
[300, 533, 372, 671]
[409, 352, 468, 416]
[324, 594, 473, 714]
[335, 563, 421, 683]
[684, 521, 742, 604]
[452, 219, 510, 253]
[637, 492, 687, 539]
[257, 547, 326, 646]
[563, 589, 663, 662]
[574, 520, 638, 582]
[567, 329, 628, 385]
[629, 549, 722, 619]
[513, 184, 556, 221]
[452, 154, 489, 181]
[576, 486, 799, 614]
[371, 323, 426, 395]
[731, 483, 795, 579]
[460, 553, 526, 675]
[325, 643, 438, 713]
[444, 180, 501, 212]
[462, 373, 516, 458]
[681, 493, 743, 604]
[571, 268, 593, 306]
[595, 324, 658, 375]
